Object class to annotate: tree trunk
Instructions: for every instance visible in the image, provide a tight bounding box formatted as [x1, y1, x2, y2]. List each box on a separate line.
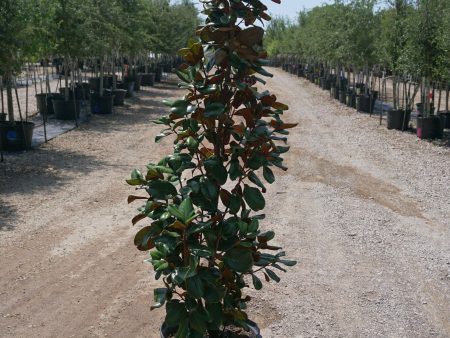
[99, 57, 104, 98]
[6, 74, 14, 122]
[64, 57, 69, 101]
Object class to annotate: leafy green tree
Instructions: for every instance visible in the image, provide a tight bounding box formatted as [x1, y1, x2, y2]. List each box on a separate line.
[53, 0, 94, 100]
[127, 1, 297, 336]
[0, 0, 33, 121]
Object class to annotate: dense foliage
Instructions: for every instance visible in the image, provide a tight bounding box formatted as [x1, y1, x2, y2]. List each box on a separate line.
[266, 0, 450, 81]
[128, 0, 297, 336]
[0, 0, 199, 118]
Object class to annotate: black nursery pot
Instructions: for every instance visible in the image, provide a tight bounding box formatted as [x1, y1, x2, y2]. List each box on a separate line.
[134, 74, 142, 92]
[437, 111, 450, 129]
[416, 115, 445, 139]
[0, 121, 34, 151]
[36, 93, 49, 116]
[160, 321, 262, 338]
[163, 63, 172, 73]
[91, 94, 115, 114]
[387, 109, 411, 130]
[155, 66, 163, 82]
[141, 73, 155, 87]
[113, 89, 127, 106]
[89, 77, 101, 94]
[339, 90, 346, 104]
[52, 98, 80, 120]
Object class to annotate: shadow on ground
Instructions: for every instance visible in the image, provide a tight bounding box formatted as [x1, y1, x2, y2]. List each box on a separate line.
[0, 200, 17, 231]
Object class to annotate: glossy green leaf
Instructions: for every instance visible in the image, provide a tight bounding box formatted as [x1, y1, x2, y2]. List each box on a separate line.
[265, 268, 281, 282]
[249, 172, 265, 190]
[134, 226, 155, 251]
[252, 274, 263, 290]
[186, 275, 204, 298]
[151, 288, 167, 310]
[223, 247, 253, 273]
[166, 300, 188, 327]
[204, 102, 225, 117]
[243, 185, 265, 211]
[147, 180, 177, 200]
[263, 166, 275, 184]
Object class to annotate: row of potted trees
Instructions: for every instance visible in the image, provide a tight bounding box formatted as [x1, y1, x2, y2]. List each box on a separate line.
[277, 60, 449, 140]
[0, 0, 198, 154]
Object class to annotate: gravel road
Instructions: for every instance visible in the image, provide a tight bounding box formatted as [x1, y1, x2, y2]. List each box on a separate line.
[1, 69, 449, 338]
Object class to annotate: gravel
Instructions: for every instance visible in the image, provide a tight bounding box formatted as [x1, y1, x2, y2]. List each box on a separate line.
[0, 69, 449, 337]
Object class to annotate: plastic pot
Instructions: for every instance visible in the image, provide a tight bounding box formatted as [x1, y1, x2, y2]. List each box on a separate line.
[91, 94, 115, 114]
[59, 86, 88, 100]
[46, 93, 64, 115]
[160, 321, 262, 338]
[417, 115, 445, 139]
[387, 109, 411, 130]
[113, 89, 127, 106]
[134, 74, 142, 92]
[339, 90, 346, 104]
[141, 73, 155, 87]
[0, 121, 34, 151]
[346, 91, 356, 108]
[163, 63, 172, 73]
[52, 98, 80, 120]
[89, 77, 101, 94]
[36, 93, 49, 116]
[155, 66, 163, 82]
[437, 111, 450, 129]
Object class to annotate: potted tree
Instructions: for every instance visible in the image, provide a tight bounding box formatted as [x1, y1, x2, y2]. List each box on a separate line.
[127, 0, 297, 337]
[402, 0, 448, 139]
[0, 0, 35, 151]
[51, 0, 92, 120]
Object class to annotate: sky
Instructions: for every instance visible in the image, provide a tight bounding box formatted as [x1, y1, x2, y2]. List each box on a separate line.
[193, 0, 333, 20]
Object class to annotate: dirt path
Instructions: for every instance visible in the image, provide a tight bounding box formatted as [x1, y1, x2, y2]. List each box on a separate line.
[1, 70, 449, 338]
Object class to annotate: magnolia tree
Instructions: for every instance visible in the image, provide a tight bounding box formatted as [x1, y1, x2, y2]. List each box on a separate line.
[128, 0, 297, 336]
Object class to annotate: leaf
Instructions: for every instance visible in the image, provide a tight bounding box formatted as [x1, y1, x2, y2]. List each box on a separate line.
[134, 226, 155, 251]
[265, 268, 281, 282]
[263, 166, 275, 184]
[187, 221, 212, 235]
[189, 245, 213, 258]
[229, 195, 241, 214]
[204, 158, 228, 185]
[243, 185, 265, 211]
[126, 178, 143, 186]
[132, 213, 147, 226]
[252, 274, 263, 290]
[190, 309, 207, 334]
[151, 288, 167, 310]
[280, 259, 297, 267]
[166, 300, 188, 326]
[223, 247, 254, 273]
[237, 27, 264, 46]
[174, 318, 188, 338]
[229, 159, 243, 181]
[249, 172, 265, 191]
[170, 220, 186, 230]
[147, 180, 177, 200]
[204, 102, 225, 117]
[186, 275, 204, 298]
[127, 195, 148, 204]
[272, 102, 289, 110]
[179, 197, 195, 222]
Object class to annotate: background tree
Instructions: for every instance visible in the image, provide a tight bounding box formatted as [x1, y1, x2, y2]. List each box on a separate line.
[0, 0, 33, 122]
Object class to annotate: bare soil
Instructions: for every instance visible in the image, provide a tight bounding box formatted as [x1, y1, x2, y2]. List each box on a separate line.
[1, 69, 449, 338]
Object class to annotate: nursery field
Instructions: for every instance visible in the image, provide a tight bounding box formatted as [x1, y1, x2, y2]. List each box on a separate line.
[1, 69, 449, 337]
